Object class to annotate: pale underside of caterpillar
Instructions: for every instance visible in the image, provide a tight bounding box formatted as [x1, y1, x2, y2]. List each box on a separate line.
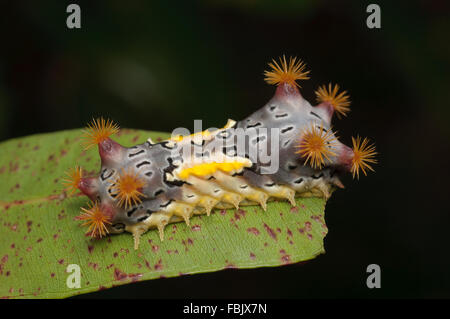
[63, 56, 377, 249]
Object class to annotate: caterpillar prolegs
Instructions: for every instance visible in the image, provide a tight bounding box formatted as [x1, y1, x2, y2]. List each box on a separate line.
[63, 56, 377, 250]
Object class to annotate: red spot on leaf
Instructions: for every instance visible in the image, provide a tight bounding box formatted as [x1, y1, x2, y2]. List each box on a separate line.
[280, 249, 291, 264]
[247, 227, 260, 235]
[154, 259, 163, 271]
[263, 223, 277, 240]
[305, 222, 312, 232]
[225, 260, 236, 269]
[0, 255, 9, 275]
[88, 262, 99, 270]
[113, 268, 128, 281]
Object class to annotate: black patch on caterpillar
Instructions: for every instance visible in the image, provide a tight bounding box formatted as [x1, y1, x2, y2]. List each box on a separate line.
[136, 161, 151, 168]
[275, 113, 288, 118]
[247, 163, 259, 173]
[101, 169, 114, 181]
[269, 105, 277, 112]
[214, 189, 221, 193]
[163, 174, 188, 187]
[246, 122, 262, 128]
[315, 125, 328, 133]
[252, 135, 266, 145]
[281, 126, 294, 134]
[162, 158, 187, 187]
[312, 173, 324, 179]
[154, 189, 164, 197]
[164, 157, 177, 172]
[186, 194, 195, 198]
[127, 207, 138, 217]
[288, 164, 298, 170]
[222, 145, 237, 156]
[283, 139, 292, 147]
[310, 111, 322, 120]
[146, 209, 155, 215]
[145, 171, 153, 177]
[232, 171, 244, 177]
[294, 178, 304, 184]
[208, 176, 216, 180]
[108, 186, 118, 198]
[239, 185, 248, 189]
[137, 215, 149, 222]
[195, 151, 210, 158]
[330, 169, 336, 178]
[113, 223, 125, 230]
[129, 149, 145, 158]
[218, 130, 231, 139]
[265, 182, 276, 187]
[191, 139, 205, 146]
[167, 156, 182, 168]
[160, 141, 175, 149]
[164, 179, 186, 187]
[167, 157, 180, 168]
[146, 141, 154, 147]
[160, 199, 174, 208]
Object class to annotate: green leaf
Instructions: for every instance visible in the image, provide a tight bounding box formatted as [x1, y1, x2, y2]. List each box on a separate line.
[0, 129, 328, 299]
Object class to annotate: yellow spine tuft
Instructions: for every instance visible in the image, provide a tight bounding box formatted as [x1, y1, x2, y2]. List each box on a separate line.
[82, 117, 120, 150]
[62, 166, 83, 195]
[77, 202, 111, 238]
[296, 123, 338, 169]
[350, 136, 377, 179]
[264, 55, 310, 88]
[315, 83, 351, 118]
[110, 168, 146, 208]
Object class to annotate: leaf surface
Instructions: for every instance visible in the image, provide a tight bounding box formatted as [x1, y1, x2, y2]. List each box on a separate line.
[0, 129, 328, 298]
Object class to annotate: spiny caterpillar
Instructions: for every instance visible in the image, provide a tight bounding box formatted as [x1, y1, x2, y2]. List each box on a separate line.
[63, 56, 377, 249]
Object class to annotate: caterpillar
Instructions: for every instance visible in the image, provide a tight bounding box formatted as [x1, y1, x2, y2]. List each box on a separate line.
[63, 56, 377, 250]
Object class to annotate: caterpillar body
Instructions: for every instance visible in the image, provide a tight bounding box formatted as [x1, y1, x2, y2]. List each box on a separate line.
[63, 56, 377, 249]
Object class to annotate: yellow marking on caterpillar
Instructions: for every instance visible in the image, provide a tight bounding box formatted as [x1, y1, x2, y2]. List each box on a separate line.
[170, 119, 236, 142]
[170, 130, 211, 142]
[178, 160, 251, 180]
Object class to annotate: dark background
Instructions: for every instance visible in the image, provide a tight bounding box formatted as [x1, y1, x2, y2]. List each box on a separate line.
[1, 0, 449, 298]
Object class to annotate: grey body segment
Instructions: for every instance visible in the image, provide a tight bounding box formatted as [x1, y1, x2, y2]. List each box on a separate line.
[99, 92, 339, 232]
